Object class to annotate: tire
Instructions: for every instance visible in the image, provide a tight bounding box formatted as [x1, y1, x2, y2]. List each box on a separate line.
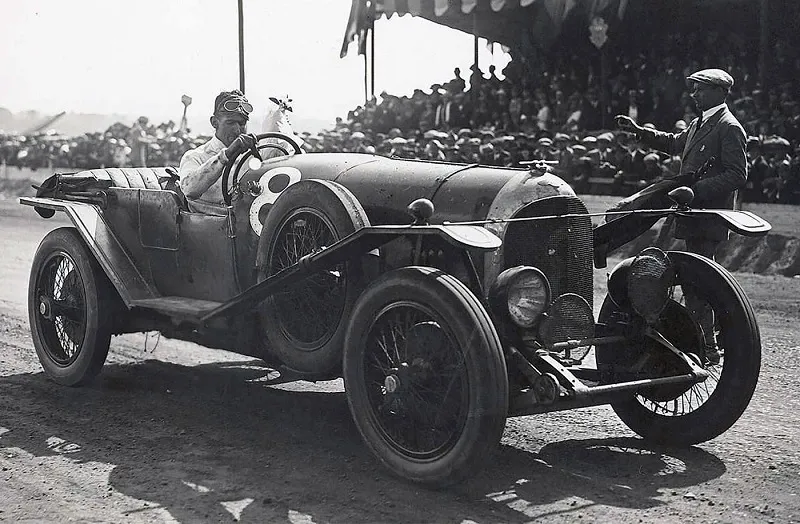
[29, 227, 116, 386]
[597, 251, 761, 445]
[343, 266, 508, 487]
[257, 179, 369, 375]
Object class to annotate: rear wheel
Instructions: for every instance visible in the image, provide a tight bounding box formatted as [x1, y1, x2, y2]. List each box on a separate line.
[258, 179, 369, 375]
[597, 251, 761, 444]
[29, 228, 115, 386]
[343, 267, 508, 486]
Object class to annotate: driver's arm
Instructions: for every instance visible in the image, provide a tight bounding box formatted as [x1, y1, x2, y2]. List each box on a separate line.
[178, 148, 228, 200]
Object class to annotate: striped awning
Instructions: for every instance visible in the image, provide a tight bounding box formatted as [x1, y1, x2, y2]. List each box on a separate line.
[341, 0, 628, 58]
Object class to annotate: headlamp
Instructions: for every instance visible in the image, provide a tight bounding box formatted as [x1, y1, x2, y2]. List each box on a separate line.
[489, 266, 551, 329]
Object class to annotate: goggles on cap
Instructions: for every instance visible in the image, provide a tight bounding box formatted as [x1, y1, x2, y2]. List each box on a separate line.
[217, 97, 253, 115]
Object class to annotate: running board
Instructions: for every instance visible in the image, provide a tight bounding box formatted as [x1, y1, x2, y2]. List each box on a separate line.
[129, 296, 222, 322]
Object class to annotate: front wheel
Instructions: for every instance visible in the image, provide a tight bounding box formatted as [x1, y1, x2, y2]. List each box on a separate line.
[29, 228, 116, 386]
[343, 267, 508, 487]
[597, 251, 761, 445]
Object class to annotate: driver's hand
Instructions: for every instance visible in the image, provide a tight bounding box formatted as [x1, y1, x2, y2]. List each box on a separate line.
[226, 133, 258, 158]
[614, 115, 642, 135]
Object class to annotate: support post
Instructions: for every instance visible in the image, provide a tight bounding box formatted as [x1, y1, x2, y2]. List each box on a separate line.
[370, 19, 375, 100]
[238, 0, 245, 93]
[363, 40, 369, 103]
[759, 0, 769, 91]
[472, 12, 479, 123]
[601, 46, 608, 129]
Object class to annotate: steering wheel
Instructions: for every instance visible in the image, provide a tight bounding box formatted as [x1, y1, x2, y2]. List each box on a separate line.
[222, 132, 304, 206]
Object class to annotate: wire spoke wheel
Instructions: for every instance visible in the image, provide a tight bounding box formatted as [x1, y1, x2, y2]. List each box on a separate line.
[35, 252, 87, 366]
[29, 228, 115, 386]
[268, 208, 345, 347]
[597, 252, 760, 445]
[633, 283, 722, 417]
[258, 179, 369, 375]
[344, 267, 508, 486]
[363, 303, 469, 459]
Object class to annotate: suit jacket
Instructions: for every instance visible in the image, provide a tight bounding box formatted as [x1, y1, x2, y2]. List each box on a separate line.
[639, 105, 747, 241]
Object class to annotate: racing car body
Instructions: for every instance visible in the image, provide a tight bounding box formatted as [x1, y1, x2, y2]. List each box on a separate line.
[21, 133, 772, 486]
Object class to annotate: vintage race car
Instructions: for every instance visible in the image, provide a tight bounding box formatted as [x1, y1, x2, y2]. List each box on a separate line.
[21, 133, 772, 486]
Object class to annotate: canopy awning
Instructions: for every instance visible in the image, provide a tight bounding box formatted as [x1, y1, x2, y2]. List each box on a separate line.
[340, 0, 630, 58]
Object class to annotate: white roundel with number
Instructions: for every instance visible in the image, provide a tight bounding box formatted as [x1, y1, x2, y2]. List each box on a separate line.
[249, 166, 302, 235]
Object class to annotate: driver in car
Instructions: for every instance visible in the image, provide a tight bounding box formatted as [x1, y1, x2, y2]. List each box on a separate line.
[178, 89, 258, 213]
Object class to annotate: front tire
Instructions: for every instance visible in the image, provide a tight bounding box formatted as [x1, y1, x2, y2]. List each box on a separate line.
[343, 267, 508, 487]
[29, 228, 116, 386]
[597, 251, 761, 445]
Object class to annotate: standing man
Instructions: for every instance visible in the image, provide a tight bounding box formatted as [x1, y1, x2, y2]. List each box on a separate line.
[615, 68, 748, 364]
[128, 116, 150, 167]
[179, 89, 257, 213]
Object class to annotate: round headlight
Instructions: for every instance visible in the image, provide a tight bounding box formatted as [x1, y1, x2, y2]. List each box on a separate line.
[627, 247, 674, 324]
[490, 266, 552, 329]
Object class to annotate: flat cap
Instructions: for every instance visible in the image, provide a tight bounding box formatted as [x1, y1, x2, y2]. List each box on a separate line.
[686, 68, 734, 90]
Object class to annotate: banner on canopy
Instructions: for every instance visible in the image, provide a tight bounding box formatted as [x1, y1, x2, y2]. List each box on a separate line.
[340, 0, 630, 58]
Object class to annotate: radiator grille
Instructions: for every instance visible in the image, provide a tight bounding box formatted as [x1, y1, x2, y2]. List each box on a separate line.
[502, 196, 593, 309]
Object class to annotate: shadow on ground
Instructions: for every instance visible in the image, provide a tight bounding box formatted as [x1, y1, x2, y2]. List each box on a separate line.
[0, 359, 726, 523]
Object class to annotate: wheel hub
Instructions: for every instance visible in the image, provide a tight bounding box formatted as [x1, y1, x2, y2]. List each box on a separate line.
[39, 295, 54, 320]
[384, 362, 410, 395]
[384, 374, 400, 394]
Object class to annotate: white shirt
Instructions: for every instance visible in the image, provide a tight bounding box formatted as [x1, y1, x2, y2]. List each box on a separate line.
[178, 135, 227, 206]
[701, 102, 726, 123]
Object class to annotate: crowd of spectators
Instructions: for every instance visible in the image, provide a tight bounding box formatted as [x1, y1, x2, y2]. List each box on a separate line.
[2, 24, 799, 204]
[303, 26, 800, 204]
[1, 117, 203, 173]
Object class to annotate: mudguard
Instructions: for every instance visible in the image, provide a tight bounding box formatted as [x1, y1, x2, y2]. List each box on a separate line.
[676, 209, 772, 237]
[19, 197, 156, 306]
[593, 208, 772, 268]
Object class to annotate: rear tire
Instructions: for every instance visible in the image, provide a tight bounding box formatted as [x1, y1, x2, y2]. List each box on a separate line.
[258, 179, 369, 375]
[343, 267, 508, 486]
[29, 227, 115, 386]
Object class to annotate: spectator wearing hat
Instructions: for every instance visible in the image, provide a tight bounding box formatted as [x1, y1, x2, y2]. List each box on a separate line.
[178, 89, 257, 212]
[616, 67, 747, 362]
[423, 139, 446, 161]
[641, 152, 668, 183]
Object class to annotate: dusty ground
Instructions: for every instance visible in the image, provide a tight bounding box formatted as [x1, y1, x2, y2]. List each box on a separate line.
[1, 199, 799, 523]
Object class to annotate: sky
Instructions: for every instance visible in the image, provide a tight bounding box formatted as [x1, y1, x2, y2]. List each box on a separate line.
[0, 0, 510, 133]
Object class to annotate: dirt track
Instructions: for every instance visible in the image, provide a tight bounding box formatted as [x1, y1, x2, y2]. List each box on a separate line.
[1, 199, 799, 523]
